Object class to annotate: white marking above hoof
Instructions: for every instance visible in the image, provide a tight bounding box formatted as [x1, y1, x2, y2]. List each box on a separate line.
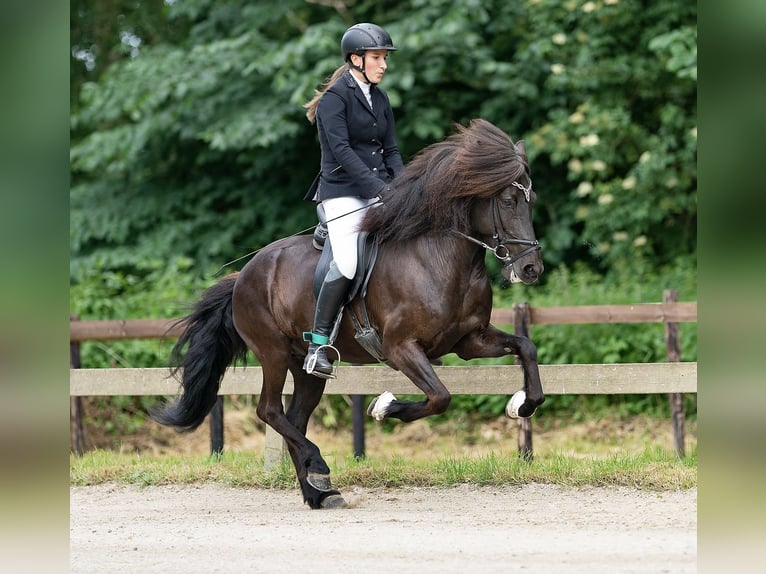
[505, 390, 527, 419]
[368, 391, 396, 421]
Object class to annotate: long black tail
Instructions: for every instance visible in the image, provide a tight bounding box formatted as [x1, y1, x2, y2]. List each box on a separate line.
[150, 273, 248, 432]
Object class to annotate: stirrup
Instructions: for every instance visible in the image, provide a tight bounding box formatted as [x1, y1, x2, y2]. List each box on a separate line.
[304, 344, 340, 379]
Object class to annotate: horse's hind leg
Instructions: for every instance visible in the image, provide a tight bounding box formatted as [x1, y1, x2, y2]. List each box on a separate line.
[255, 359, 342, 509]
[284, 367, 347, 509]
[368, 340, 453, 423]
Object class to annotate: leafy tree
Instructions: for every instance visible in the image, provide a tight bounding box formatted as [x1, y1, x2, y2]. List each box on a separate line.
[508, 0, 697, 270]
[71, 0, 696, 325]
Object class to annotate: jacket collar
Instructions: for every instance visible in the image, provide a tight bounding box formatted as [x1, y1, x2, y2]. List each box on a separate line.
[343, 70, 376, 116]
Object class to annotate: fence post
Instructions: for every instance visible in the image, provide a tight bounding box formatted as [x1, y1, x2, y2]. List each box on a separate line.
[70, 315, 85, 456]
[351, 394, 366, 458]
[664, 289, 685, 458]
[513, 302, 534, 461]
[210, 396, 224, 456]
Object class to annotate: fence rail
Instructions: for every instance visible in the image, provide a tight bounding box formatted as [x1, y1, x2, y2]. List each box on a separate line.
[70, 363, 698, 397]
[70, 296, 697, 461]
[68, 302, 697, 342]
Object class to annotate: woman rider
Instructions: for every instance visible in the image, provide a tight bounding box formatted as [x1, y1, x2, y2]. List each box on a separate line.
[302, 23, 404, 378]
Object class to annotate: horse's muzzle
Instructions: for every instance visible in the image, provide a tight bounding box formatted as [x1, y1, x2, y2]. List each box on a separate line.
[503, 259, 543, 284]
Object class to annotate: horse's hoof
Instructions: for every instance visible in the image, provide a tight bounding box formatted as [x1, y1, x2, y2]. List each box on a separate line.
[367, 391, 397, 421]
[306, 472, 333, 492]
[505, 390, 527, 419]
[320, 494, 348, 509]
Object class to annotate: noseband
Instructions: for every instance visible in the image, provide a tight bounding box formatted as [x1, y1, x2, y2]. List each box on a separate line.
[452, 180, 541, 268]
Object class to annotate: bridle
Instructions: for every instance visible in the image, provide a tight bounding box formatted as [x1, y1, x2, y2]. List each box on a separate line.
[452, 179, 541, 268]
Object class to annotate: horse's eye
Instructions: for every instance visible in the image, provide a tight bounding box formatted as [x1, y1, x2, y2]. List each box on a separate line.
[500, 189, 516, 208]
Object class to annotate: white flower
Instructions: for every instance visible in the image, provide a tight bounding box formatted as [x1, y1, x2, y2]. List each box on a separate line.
[569, 111, 585, 124]
[591, 159, 606, 171]
[690, 127, 697, 138]
[613, 231, 628, 241]
[621, 176, 636, 190]
[551, 63, 565, 75]
[666, 176, 679, 188]
[598, 193, 613, 205]
[639, 151, 651, 163]
[552, 33, 567, 45]
[579, 133, 600, 147]
[582, 1, 597, 13]
[568, 158, 583, 173]
[633, 235, 647, 247]
[576, 181, 593, 197]
[604, 0, 619, 5]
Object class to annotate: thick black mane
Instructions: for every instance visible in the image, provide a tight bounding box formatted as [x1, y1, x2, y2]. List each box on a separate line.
[361, 118, 528, 243]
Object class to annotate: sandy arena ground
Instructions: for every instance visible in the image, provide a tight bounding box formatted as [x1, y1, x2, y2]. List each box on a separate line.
[70, 482, 696, 573]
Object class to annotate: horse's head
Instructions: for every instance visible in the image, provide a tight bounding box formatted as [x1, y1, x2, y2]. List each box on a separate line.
[361, 119, 544, 284]
[463, 137, 544, 285]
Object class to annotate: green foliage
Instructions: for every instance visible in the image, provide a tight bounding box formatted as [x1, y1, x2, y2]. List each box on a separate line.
[514, 1, 697, 270]
[71, 0, 696, 288]
[70, 256, 209, 367]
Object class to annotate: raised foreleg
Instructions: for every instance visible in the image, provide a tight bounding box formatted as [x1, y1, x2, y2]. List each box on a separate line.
[452, 325, 544, 418]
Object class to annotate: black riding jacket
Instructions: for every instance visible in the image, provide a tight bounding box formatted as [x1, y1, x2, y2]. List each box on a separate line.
[314, 70, 404, 201]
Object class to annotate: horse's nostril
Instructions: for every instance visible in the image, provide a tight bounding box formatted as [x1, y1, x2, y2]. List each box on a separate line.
[524, 264, 537, 278]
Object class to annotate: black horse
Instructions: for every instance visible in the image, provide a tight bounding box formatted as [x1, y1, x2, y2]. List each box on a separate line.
[152, 119, 545, 509]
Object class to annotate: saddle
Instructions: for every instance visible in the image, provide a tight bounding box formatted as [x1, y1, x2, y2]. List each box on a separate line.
[312, 233, 386, 362]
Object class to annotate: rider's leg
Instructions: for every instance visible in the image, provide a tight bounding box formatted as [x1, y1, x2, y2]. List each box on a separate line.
[303, 262, 351, 377]
[303, 196, 375, 377]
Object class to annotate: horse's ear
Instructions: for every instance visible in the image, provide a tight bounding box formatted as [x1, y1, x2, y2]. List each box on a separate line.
[516, 140, 527, 158]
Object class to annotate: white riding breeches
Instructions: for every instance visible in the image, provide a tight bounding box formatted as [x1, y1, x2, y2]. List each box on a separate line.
[322, 196, 379, 280]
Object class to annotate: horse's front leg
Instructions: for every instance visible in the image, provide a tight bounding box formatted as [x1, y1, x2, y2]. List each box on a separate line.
[453, 325, 544, 418]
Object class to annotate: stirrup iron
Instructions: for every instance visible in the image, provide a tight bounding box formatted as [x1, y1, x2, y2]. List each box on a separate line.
[304, 343, 341, 379]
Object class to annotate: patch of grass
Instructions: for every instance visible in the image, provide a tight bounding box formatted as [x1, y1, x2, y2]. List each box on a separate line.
[71, 445, 696, 491]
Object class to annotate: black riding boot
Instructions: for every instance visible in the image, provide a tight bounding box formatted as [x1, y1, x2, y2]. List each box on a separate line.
[303, 265, 352, 378]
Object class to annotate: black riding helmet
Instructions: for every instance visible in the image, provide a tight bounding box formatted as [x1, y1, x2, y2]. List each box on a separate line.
[341, 23, 396, 84]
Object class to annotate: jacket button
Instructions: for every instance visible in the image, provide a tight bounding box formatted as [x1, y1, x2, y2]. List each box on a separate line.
[372, 151, 376, 155]
[372, 167, 378, 172]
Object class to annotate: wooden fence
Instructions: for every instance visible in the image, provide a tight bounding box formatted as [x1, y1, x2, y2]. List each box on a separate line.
[70, 291, 696, 463]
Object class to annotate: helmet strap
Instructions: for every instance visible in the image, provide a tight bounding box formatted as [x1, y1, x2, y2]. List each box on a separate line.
[348, 53, 376, 85]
